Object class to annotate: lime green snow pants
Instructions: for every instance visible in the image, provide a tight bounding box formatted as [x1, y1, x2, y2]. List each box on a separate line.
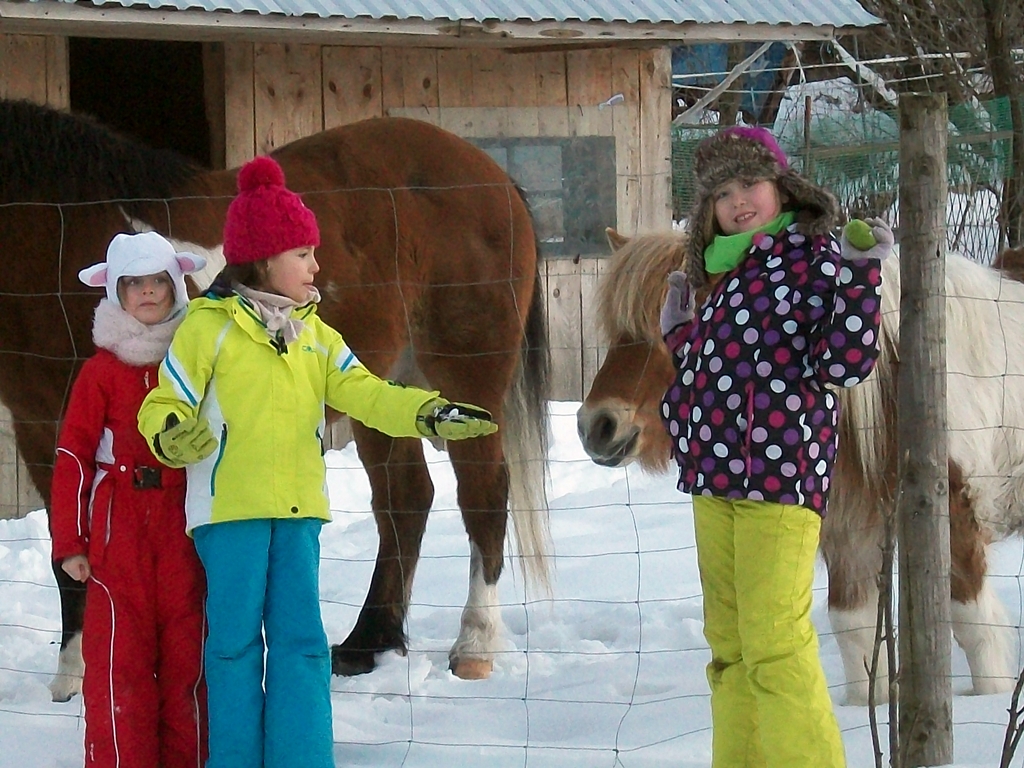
[693, 496, 845, 768]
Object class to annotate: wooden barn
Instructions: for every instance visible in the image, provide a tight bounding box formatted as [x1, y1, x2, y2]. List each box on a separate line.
[0, 0, 880, 517]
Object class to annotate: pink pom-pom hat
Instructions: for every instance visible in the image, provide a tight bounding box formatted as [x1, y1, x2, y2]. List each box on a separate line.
[222, 155, 321, 265]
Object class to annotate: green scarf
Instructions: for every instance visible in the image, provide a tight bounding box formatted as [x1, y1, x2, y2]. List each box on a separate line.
[703, 211, 795, 275]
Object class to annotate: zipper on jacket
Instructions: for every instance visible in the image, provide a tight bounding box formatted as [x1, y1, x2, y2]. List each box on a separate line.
[210, 424, 228, 496]
[743, 381, 755, 479]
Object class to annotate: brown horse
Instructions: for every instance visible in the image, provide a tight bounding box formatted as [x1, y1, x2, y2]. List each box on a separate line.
[0, 98, 551, 699]
[579, 227, 1023, 704]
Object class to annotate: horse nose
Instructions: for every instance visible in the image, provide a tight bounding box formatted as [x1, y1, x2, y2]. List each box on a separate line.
[586, 410, 618, 450]
[577, 405, 637, 466]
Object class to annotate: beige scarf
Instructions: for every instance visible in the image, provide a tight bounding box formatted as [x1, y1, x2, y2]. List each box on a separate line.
[235, 284, 320, 346]
[92, 299, 184, 366]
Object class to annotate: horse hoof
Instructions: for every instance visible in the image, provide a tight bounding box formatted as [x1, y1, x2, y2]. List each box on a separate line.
[49, 633, 84, 702]
[451, 658, 493, 680]
[48, 674, 81, 703]
[331, 645, 377, 677]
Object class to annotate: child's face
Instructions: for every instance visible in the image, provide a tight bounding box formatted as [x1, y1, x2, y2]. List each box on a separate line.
[262, 246, 319, 303]
[118, 272, 175, 325]
[712, 178, 783, 236]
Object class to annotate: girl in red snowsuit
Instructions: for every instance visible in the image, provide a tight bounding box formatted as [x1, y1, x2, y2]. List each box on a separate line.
[50, 231, 209, 768]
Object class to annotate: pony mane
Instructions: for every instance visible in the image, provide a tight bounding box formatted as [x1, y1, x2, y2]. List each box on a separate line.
[838, 245, 1024, 486]
[0, 99, 199, 205]
[596, 230, 689, 343]
[993, 246, 1024, 284]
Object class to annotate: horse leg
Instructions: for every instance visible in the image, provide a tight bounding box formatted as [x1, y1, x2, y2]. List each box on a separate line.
[11, 412, 85, 700]
[822, 506, 888, 705]
[331, 427, 433, 676]
[949, 466, 1014, 695]
[445, 435, 509, 680]
[48, 558, 86, 702]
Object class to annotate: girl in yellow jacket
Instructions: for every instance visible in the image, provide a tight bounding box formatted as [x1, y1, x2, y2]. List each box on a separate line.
[138, 156, 496, 768]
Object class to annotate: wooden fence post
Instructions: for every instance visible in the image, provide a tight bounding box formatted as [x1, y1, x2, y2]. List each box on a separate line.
[897, 92, 953, 766]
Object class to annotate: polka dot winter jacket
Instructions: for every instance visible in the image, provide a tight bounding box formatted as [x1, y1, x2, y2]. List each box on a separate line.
[660, 224, 883, 515]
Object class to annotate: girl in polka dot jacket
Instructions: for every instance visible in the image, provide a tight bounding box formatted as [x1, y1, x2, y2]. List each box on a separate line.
[659, 126, 893, 768]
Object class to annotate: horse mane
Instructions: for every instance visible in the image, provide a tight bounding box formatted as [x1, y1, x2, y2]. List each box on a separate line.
[838, 246, 1024, 488]
[597, 230, 689, 343]
[0, 99, 200, 205]
[993, 246, 1024, 284]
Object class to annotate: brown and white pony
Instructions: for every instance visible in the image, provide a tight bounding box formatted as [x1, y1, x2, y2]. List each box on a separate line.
[0, 99, 551, 699]
[578, 227, 1023, 704]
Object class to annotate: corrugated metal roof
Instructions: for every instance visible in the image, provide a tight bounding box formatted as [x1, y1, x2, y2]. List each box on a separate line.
[44, 0, 882, 27]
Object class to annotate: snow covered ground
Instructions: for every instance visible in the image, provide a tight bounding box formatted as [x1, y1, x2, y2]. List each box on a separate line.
[2, 402, 1023, 767]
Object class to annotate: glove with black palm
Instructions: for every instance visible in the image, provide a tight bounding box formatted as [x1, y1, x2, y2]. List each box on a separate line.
[153, 413, 218, 468]
[416, 398, 498, 441]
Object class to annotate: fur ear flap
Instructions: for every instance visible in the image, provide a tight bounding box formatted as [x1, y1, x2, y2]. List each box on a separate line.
[682, 198, 713, 292]
[175, 253, 207, 275]
[78, 263, 108, 288]
[775, 171, 840, 238]
[605, 227, 631, 252]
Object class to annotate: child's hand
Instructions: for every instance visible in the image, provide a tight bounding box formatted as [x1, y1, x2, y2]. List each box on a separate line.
[61, 555, 91, 583]
[417, 399, 498, 440]
[154, 414, 218, 467]
[841, 218, 894, 261]
[660, 271, 695, 337]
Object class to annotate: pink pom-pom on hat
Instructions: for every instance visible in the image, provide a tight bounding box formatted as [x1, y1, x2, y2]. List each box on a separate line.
[719, 126, 788, 169]
[222, 155, 320, 265]
[237, 155, 286, 190]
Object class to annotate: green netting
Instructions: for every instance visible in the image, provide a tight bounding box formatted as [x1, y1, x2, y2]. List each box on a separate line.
[671, 98, 1013, 262]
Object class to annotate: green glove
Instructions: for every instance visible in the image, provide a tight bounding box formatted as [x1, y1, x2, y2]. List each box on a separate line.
[154, 414, 218, 467]
[416, 398, 498, 441]
[844, 219, 877, 251]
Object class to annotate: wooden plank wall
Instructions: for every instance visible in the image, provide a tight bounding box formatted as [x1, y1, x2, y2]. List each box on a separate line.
[0, 36, 670, 514]
[222, 43, 673, 404]
[0, 33, 68, 518]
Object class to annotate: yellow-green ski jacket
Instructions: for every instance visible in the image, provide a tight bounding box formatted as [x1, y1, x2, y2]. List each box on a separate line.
[138, 294, 437, 533]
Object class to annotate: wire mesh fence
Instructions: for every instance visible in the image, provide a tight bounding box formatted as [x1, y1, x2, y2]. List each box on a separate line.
[671, 50, 1014, 266]
[4, 406, 1024, 765]
[5, 71, 1024, 765]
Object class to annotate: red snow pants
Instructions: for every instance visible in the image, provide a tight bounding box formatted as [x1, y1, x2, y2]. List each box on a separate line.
[81, 472, 207, 768]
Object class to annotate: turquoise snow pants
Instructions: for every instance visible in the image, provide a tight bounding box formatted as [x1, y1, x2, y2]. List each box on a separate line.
[692, 496, 845, 768]
[193, 518, 333, 768]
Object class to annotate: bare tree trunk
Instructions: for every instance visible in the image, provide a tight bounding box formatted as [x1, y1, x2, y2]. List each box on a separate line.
[717, 43, 743, 126]
[897, 92, 953, 767]
[982, 0, 1024, 247]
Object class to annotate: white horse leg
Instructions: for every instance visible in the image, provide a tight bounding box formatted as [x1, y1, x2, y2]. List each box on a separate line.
[449, 542, 506, 680]
[48, 630, 84, 702]
[952, 580, 1015, 695]
[830, 593, 889, 705]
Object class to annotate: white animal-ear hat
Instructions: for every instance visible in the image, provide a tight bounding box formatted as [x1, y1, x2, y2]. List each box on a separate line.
[79, 231, 206, 309]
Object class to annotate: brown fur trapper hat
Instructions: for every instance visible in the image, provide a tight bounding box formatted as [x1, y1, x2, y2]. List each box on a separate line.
[683, 126, 840, 290]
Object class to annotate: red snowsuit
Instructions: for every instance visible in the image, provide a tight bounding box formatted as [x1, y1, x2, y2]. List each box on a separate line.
[51, 348, 207, 768]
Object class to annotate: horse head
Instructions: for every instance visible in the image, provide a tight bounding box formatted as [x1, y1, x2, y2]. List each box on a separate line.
[577, 227, 694, 472]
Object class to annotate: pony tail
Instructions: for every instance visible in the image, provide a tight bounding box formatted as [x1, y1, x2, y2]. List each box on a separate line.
[206, 271, 235, 298]
[207, 262, 264, 297]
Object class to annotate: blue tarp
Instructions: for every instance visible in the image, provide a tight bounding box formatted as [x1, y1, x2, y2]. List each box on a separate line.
[672, 43, 791, 122]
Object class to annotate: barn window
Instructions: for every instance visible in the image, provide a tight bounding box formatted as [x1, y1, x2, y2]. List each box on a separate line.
[472, 137, 617, 258]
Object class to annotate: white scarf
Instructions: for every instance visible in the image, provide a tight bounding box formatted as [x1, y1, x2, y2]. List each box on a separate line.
[92, 299, 184, 366]
[235, 284, 320, 346]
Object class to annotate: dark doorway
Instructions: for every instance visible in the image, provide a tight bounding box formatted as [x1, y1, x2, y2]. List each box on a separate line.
[69, 38, 211, 167]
